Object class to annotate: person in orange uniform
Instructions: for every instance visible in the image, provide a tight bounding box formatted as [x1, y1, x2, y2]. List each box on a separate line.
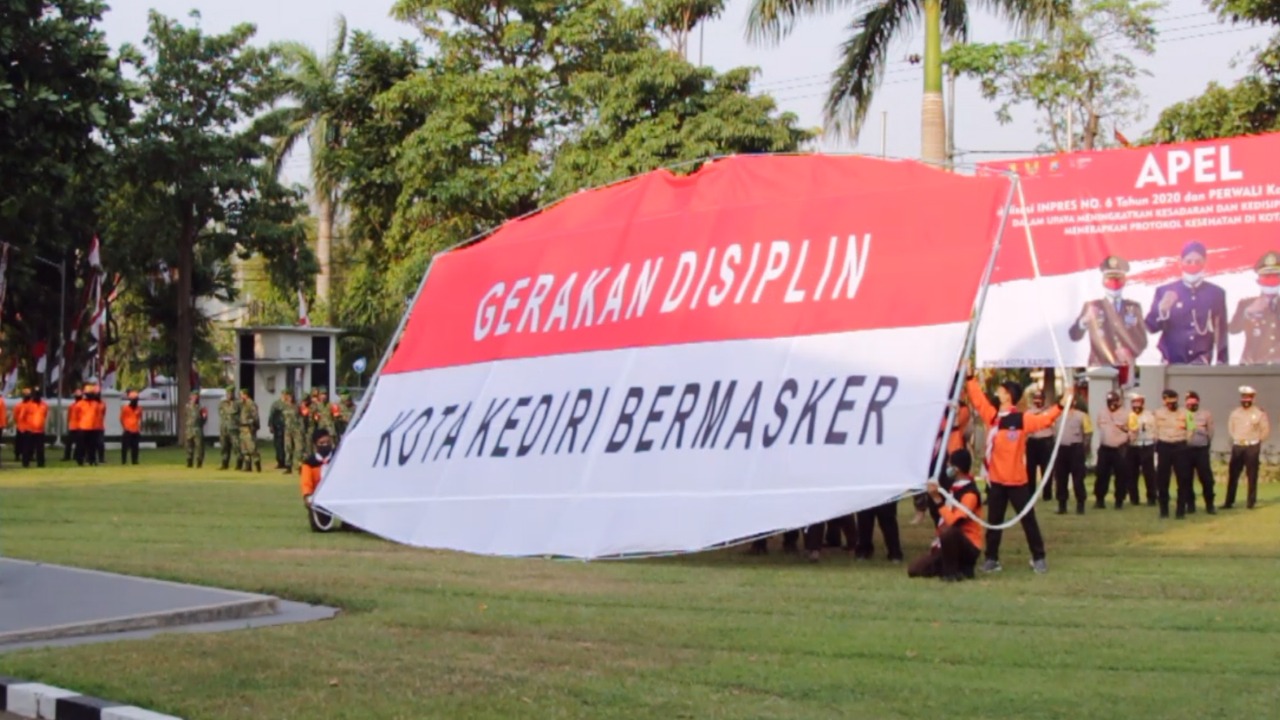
[13, 387, 32, 462]
[69, 386, 90, 464]
[908, 449, 985, 581]
[81, 385, 107, 466]
[0, 390, 6, 468]
[21, 388, 49, 468]
[120, 390, 143, 465]
[301, 428, 338, 532]
[965, 369, 1062, 574]
[62, 388, 83, 462]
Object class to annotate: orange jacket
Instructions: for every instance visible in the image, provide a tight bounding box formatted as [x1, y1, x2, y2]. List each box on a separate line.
[68, 400, 87, 431]
[27, 401, 49, 432]
[13, 401, 28, 431]
[89, 400, 106, 431]
[0, 398, 6, 428]
[300, 457, 326, 497]
[120, 404, 143, 433]
[946, 404, 971, 454]
[939, 477, 984, 550]
[966, 378, 1060, 486]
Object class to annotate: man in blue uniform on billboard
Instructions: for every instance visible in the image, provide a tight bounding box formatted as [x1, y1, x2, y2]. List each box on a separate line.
[1068, 255, 1148, 366]
[1144, 241, 1228, 365]
[1228, 250, 1280, 365]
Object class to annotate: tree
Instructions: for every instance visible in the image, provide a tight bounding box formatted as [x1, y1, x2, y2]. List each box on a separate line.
[642, 0, 725, 59]
[946, 0, 1160, 153]
[0, 0, 133, 387]
[272, 14, 350, 318]
[109, 11, 311, 436]
[746, 0, 1068, 165]
[1146, 0, 1280, 142]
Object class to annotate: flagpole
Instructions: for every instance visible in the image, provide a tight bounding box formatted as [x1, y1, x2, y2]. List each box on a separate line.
[30, 252, 68, 444]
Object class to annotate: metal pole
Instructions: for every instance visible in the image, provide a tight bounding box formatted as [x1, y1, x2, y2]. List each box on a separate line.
[56, 260, 66, 444]
[698, 23, 704, 66]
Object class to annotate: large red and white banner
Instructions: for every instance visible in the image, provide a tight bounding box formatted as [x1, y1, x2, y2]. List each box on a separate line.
[313, 155, 1013, 558]
[976, 132, 1280, 368]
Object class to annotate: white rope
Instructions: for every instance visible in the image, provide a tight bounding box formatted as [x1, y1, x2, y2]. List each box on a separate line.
[933, 176, 1074, 531]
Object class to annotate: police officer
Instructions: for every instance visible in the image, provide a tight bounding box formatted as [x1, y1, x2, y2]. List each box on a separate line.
[1184, 390, 1216, 514]
[218, 386, 240, 470]
[1144, 241, 1229, 365]
[1153, 389, 1192, 518]
[1228, 250, 1280, 364]
[1225, 386, 1270, 509]
[1054, 397, 1092, 515]
[1026, 390, 1056, 502]
[1068, 255, 1149, 366]
[1094, 391, 1131, 509]
[1127, 393, 1158, 506]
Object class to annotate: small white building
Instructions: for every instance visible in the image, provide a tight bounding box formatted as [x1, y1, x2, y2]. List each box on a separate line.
[234, 325, 344, 439]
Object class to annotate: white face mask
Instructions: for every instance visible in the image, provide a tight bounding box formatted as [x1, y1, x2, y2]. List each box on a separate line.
[1104, 288, 1123, 301]
[1261, 285, 1280, 296]
[1183, 271, 1205, 286]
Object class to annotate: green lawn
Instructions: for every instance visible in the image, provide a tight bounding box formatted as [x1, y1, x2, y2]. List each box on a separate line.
[1, 447, 1277, 720]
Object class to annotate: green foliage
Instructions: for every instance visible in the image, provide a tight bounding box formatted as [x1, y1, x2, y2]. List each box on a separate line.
[1146, 28, 1280, 143]
[0, 0, 133, 383]
[944, 0, 1161, 152]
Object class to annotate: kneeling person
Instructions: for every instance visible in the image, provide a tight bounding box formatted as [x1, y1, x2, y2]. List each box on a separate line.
[908, 449, 985, 581]
[301, 428, 340, 532]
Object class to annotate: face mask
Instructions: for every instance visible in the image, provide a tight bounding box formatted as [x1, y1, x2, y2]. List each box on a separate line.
[1243, 399, 1254, 408]
[1183, 271, 1205, 286]
[946, 466, 957, 478]
[130, 400, 139, 408]
[1187, 403, 1199, 411]
[1103, 277, 1125, 292]
[1262, 285, 1280, 296]
[316, 445, 333, 458]
[1165, 401, 1178, 410]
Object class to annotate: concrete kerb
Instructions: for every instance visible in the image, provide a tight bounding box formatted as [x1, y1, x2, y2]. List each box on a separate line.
[1, 677, 182, 720]
[0, 595, 280, 646]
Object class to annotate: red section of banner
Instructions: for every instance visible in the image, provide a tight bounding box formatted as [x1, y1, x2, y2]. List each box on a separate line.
[981, 132, 1280, 284]
[384, 155, 1012, 373]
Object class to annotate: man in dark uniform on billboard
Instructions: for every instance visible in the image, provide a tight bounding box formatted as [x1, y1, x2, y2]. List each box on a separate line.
[1229, 250, 1280, 364]
[1144, 241, 1228, 365]
[1068, 255, 1148, 366]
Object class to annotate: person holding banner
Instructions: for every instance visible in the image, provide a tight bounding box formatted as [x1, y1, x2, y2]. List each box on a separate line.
[1225, 386, 1269, 510]
[1144, 241, 1228, 365]
[1068, 256, 1148, 367]
[1228, 251, 1280, 365]
[908, 449, 984, 582]
[965, 371, 1061, 574]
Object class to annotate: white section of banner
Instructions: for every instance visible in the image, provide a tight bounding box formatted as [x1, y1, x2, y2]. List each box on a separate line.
[313, 322, 968, 558]
[975, 266, 1274, 367]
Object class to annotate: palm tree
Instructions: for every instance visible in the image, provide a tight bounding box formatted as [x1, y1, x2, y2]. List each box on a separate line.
[746, 0, 1067, 166]
[271, 15, 349, 316]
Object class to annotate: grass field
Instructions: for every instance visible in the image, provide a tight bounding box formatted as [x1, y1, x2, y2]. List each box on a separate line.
[1, 446, 1278, 720]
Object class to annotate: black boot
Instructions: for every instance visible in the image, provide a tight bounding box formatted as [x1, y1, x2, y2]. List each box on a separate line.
[255, 459, 262, 472]
[220, 460, 229, 470]
[187, 458, 193, 468]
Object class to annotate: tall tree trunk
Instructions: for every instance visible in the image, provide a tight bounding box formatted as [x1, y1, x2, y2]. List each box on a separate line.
[920, 0, 946, 166]
[176, 209, 195, 439]
[316, 192, 333, 320]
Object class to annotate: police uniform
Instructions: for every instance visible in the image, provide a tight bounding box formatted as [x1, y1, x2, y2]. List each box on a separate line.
[1184, 391, 1215, 514]
[1225, 386, 1270, 509]
[1144, 241, 1229, 365]
[1126, 395, 1158, 506]
[1228, 251, 1280, 364]
[1068, 256, 1149, 366]
[1094, 391, 1131, 508]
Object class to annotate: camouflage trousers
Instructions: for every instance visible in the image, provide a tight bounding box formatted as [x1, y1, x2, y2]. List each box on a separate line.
[185, 433, 204, 467]
[283, 429, 302, 471]
[220, 429, 240, 468]
[239, 426, 260, 463]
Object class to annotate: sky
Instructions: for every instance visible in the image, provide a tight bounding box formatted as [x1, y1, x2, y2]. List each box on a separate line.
[98, 0, 1275, 185]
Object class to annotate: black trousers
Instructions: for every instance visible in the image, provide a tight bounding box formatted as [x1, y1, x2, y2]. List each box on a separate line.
[15, 431, 27, 463]
[76, 430, 100, 465]
[1128, 444, 1157, 504]
[855, 502, 903, 560]
[908, 525, 981, 579]
[1095, 444, 1130, 506]
[1155, 441, 1191, 516]
[1026, 437, 1054, 500]
[1187, 445, 1215, 511]
[1054, 443, 1087, 510]
[62, 429, 76, 460]
[273, 431, 286, 468]
[1226, 444, 1261, 508]
[985, 482, 1045, 561]
[122, 431, 141, 465]
[810, 514, 856, 552]
[20, 431, 45, 467]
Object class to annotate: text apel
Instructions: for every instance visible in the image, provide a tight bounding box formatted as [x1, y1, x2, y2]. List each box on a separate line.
[1135, 145, 1244, 189]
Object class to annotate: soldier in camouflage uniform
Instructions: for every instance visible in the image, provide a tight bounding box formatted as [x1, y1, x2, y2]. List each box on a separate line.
[238, 388, 262, 472]
[269, 393, 288, 469]
[281, 389, 304, 474]
[336, 391, 356, 441]
[313, 390, 338, 445]
[185, 391, 207, 468]
[218, 386, 241, 470]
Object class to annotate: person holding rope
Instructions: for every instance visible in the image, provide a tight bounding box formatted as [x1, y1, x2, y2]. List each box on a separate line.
[908, 449, 984, 582]
[965, 367, 1062, 575]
